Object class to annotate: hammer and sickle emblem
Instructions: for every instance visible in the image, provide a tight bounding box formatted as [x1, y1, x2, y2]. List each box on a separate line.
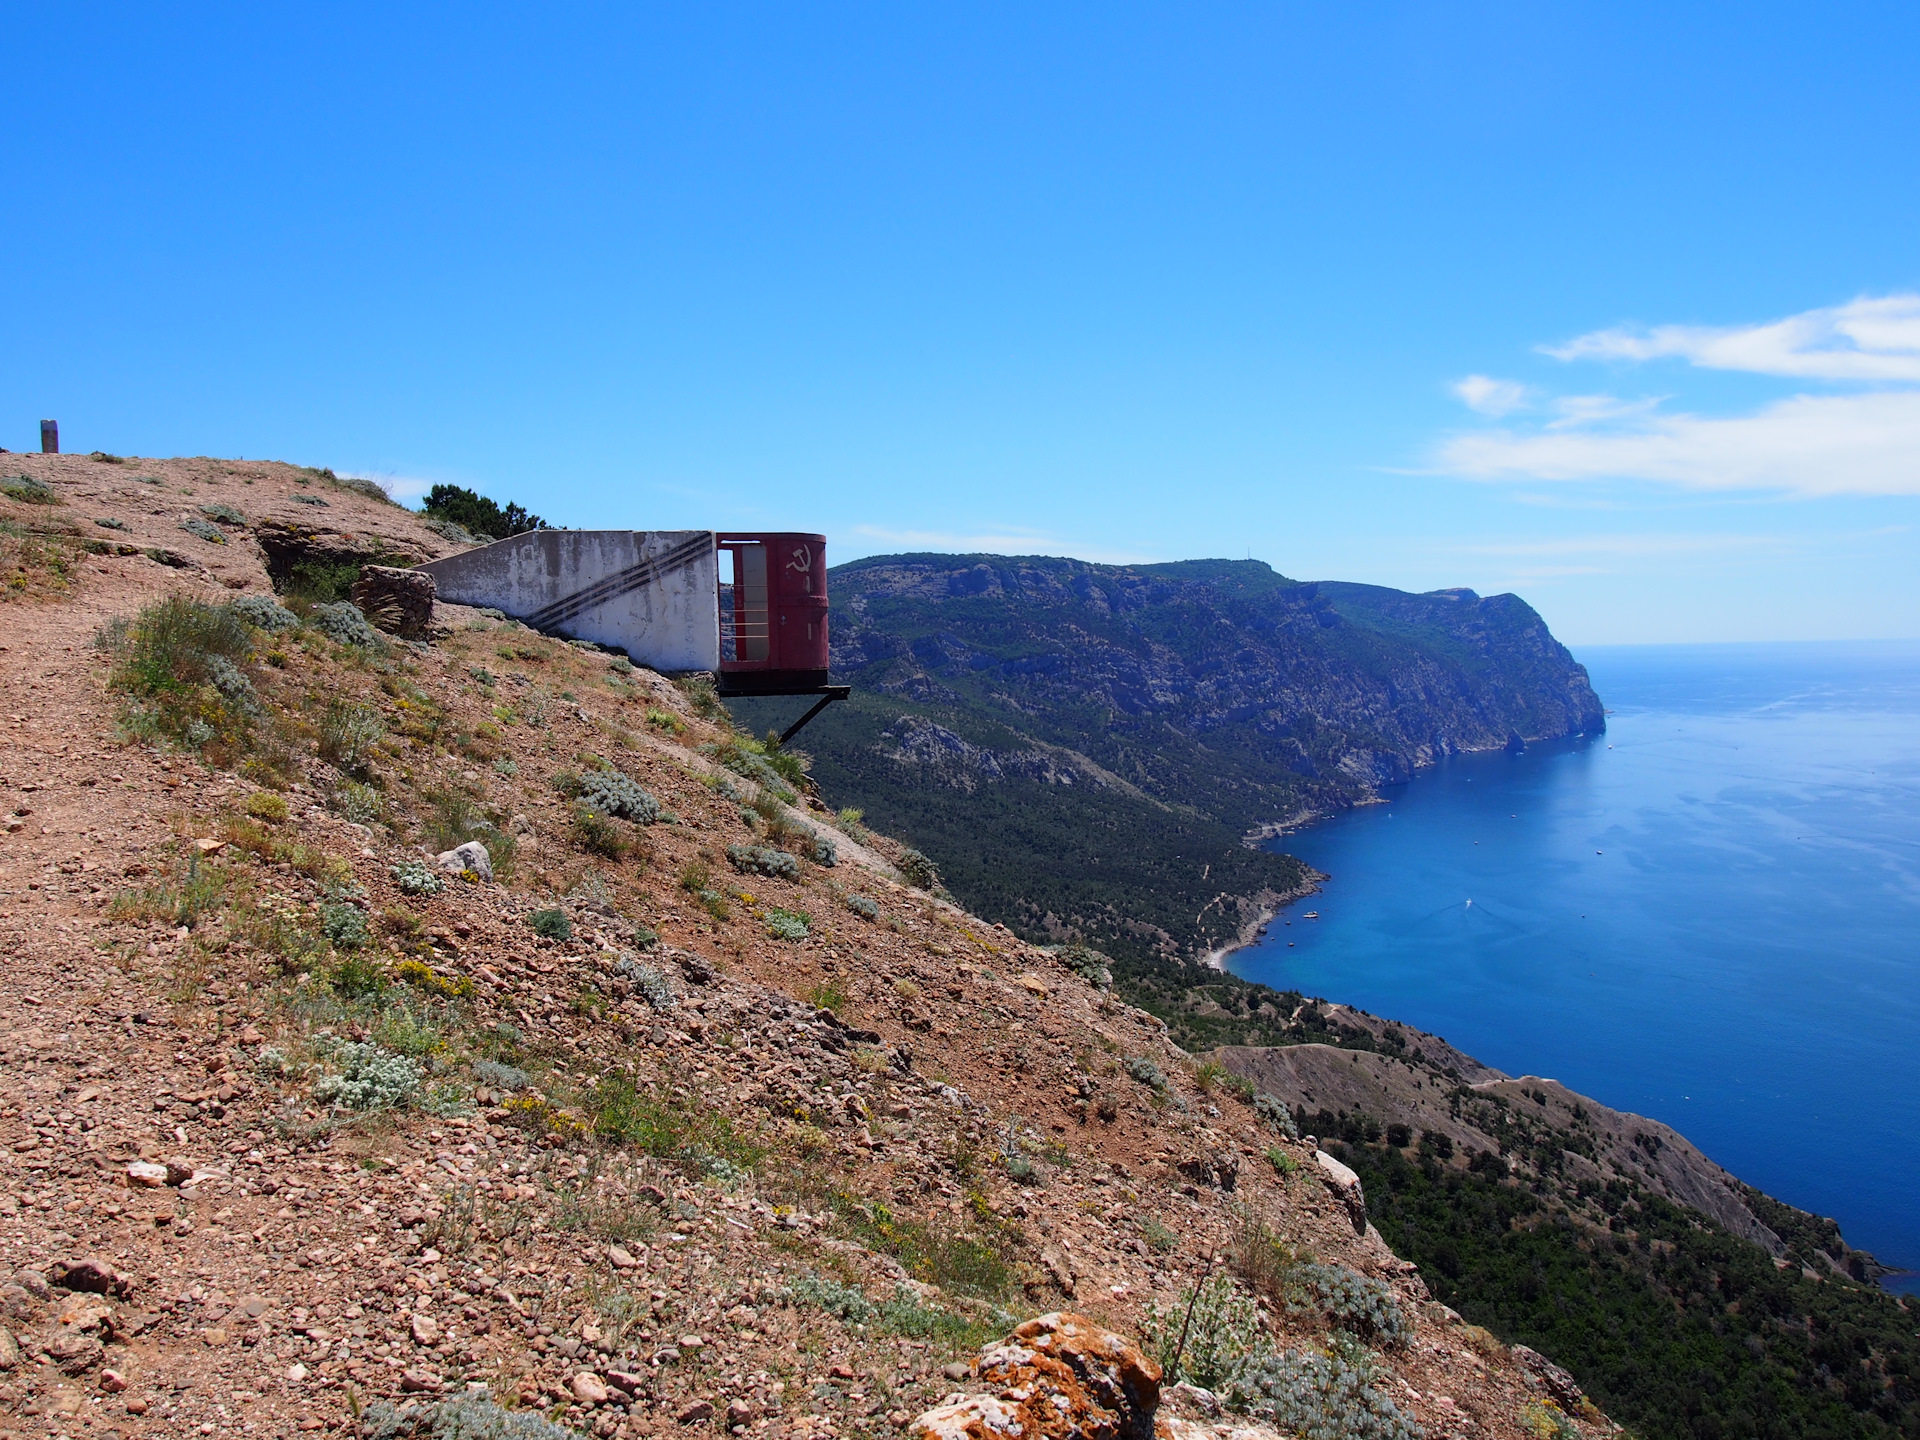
[786, 546, 812, 573]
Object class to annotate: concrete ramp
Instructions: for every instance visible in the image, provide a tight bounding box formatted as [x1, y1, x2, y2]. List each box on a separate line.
[417, 530, 719, 671]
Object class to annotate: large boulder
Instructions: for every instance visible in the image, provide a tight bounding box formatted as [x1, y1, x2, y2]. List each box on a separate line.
[433, 840, 493, 882]
[1511, 1345, 1587, 1411]
[1315, 1150, 1367, 1234]
[910, 1313, 1161, 1440]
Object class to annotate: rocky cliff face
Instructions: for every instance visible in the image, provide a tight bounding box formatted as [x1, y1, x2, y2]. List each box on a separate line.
[829, 557, 1603, 817]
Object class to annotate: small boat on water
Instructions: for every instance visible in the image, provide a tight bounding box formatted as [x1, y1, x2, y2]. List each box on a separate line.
[1304, 910, 1320, 920]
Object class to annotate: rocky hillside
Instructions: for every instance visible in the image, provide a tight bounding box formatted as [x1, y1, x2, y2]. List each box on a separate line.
[0, 454, 1611, 1440]
[1212, 1017, 1917, 1440]
[728, 554, 1604, 977]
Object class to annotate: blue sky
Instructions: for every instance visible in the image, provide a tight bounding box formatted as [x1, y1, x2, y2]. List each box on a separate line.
[6, 3, 1918, 644]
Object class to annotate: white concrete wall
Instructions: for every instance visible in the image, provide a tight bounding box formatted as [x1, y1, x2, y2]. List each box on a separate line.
[417, 530, 719, 671]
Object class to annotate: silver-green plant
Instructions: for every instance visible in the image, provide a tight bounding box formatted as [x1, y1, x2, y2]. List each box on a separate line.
[726, 843, 800, 880]
[577, 769, 660, 823]
[309, 600, 385, 648]
[391, 858, 446, 896]
[333, 779, 384, 824]
[321, 902, 370, 951]
[228, 593, 300, 632]
[178, 517, 225, 544]
[359, 1395, 582, 1439]
[1255, 1092, 1300, 1139]
[1285, 1263, 1410, 1347]
[312, 1041, 421, 1110]
[1222, 1338, 1423, 1440]
[613, 957, 676, 1009]
[1126, 1056, 1168, 1091]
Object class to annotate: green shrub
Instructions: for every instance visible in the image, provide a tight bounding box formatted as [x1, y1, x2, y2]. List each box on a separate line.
[529, 907, 572, 941]
[100, 595, 259, 757]
[2, 475, 59, 503]
[806, 977, 850, 1014]
[318, 699, 384, 773]
[108, 853, 229, 930]
[810, 834, 838, 866]
[845, 893, 880, 920]
[571, 805, 630, 859]
[419, 483, 545, 540]
[200, 502, 247, 525]
[589, 1076, 760, 1177]
[756, 731, 809, 789]
[1142, 1274, 1262, 1388]
[245, 791, 290, 823]
[1056, 943, 1114, 990]
[331, 951, 388, 998]
[897, 848, 942, 892]
[832, 1196, 1013, 1299]
[709, 739, 797, 802]
[1141, 1216, 1177, 1253]
[94, 516, 129, 531]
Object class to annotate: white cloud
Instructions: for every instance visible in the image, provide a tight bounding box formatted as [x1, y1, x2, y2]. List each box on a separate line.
[1452, 374, 1528, 416]
[1435, 389, 1920, 497]
[1432, 294, 1920, 497]
[1545, 293, 1920, 381]
[1546, 393, 1665, 429]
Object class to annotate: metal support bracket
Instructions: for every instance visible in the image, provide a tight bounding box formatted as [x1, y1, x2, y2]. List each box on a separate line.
[777, 685, 852, 745]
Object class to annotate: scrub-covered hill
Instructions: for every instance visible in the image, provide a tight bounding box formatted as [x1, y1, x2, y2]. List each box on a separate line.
[0, 450, 1610, 1440]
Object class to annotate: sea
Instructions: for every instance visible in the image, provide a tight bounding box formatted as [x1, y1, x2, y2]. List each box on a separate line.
[1230, 640, 1920, 1288]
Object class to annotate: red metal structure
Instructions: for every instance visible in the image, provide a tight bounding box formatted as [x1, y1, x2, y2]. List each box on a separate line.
[716, 532, 848, 739]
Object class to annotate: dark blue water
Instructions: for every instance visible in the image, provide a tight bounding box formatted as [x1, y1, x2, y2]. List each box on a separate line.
[1231, 641, 1920, 1279]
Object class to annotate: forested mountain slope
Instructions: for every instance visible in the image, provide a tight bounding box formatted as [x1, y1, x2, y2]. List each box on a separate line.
[730, 552, 1603, 976]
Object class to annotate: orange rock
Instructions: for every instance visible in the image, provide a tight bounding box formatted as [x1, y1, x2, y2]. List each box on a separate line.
[912, 1312, 1162, 1440]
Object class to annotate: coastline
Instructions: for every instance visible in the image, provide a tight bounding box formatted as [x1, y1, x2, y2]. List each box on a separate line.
[1201, 867, 1324, 972]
